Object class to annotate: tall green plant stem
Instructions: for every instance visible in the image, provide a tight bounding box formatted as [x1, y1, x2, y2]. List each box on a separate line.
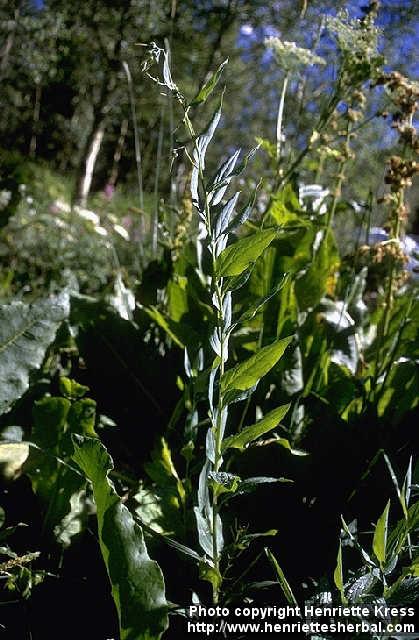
[326, 118, 351, 233]
[183, 107, 226, 602]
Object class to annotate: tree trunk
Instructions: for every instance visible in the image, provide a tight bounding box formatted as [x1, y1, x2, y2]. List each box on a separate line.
[73, 76, 111, 207]
[0, 4, 20, 79]
[29, 83, 42, 158]
[74, 121, 106, 207]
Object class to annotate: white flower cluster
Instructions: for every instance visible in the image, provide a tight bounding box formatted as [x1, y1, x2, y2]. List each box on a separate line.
[265, 37, 325, 72]
[52, 200, 130, 241]
[0, 190, 12, 211]
[326, 10, 380, 60]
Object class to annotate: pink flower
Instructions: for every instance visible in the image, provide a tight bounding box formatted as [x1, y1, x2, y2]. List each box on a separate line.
[104, 183, 115, 200]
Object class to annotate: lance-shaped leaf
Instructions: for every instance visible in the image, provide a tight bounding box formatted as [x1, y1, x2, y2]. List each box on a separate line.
[214, 192, 240, 238]
[195, 103, 222, 167]
[373, 500, 390, 567]
[222, 404, 290, 451]
[190, 59, 228, 107]
[226, 181, 260, 234]
[234, 275, 289, 326]
[209, 146, 258, 205]
[236, 476, 292, 495]
[0, 294, 69, 415]
[221, 336, 293, 395]
[191, 101, 222, 210]
[216, 228, 277, 277]
[333, 542, 347, 604]
[72, 436, 168, 640]
[209, 149, 241, 206]
[265, 548, 298, 606]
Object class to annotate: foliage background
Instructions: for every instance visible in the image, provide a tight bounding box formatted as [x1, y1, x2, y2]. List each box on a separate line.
[0, 0, 418, 638]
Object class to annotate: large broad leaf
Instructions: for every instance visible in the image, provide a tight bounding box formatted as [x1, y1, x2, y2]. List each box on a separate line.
[221, 336, 293, 395]
[222, 404, 290, 451]
[0, 294, 69, 415]
[295, 230, 339, 310]
[216, 229, 278, 277]
[26, 393, 95, 546]
[72, 436, 168, 640]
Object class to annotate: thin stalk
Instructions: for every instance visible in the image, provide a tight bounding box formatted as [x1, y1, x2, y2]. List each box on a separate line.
[261, 80, 343, 221]
[276, 73, 289, 165]
[326, 118, 351, 233]
[29, 83, 42, 158]
[164, 37, 176, 239]
[123, 61, 144, 261]
[372, 112, 413, 392]
[152, 103, 166, 257]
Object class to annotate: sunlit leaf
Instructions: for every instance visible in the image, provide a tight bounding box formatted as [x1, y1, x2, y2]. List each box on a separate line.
[190, 59, 228, 107]
[222, 404, 290, 451]
[373, 500, 390, 567]
[265, 548, 298, 605]
[333, 542, 347, 604]
[216, 228, 278, 277]
[221, 336, 293, 394]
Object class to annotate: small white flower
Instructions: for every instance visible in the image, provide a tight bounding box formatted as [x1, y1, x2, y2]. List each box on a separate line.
[74, 205, 100, 225]
[95, 226, 108, 237]
[0, 190, 12, 210]
[265, 37, 325, 72]
[113, 224, 130, 241]
[53, 199, 71, 213]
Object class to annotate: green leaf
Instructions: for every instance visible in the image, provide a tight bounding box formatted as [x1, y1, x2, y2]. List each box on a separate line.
[226, 181, 259, 233]
[221, 336, 293, 395]
[72, 436, 168, 640]
[234, 476, 292, 497]
[208, 471, 241, 495]
[222, 404, 290, 451]
[387, 501, 419, 558]
[216, 228, 278, 277]
[265, 548, 298, 605]
[190, 59, 228, 107]
[269, 184, 302, 225]
[144, 306, 184, 348]
[68, 398, 97, 438]
[167, 278, 188, 323]
[273, 438, 308, 456]
[294, 230, 339, 310]
[59, 377, 89, 400]
[373, 500, 390, 567]
[333, 543, 347, 604]
[199, 559, 222, 594]
[144, 438, 185, 534]
[0, 294, 69, 415]
[235, 275, 289, 326]
[194, 507, 213, 558]
[26, 396, 88, 546]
